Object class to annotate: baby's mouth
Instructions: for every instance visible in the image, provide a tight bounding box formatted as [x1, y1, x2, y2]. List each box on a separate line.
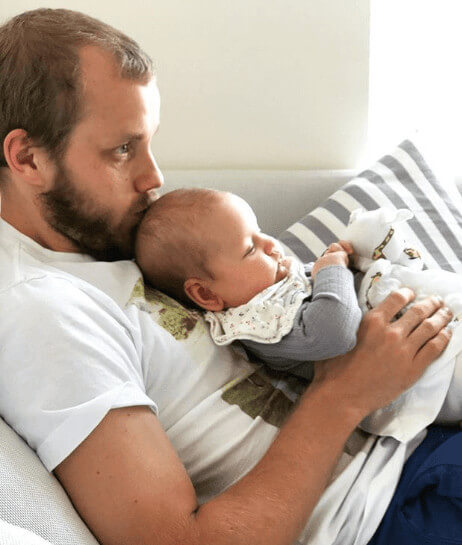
[275, 257, 290, 282]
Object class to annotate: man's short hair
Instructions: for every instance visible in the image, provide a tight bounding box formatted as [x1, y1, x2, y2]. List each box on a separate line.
[136, 188, 225, 304]
[0, 8, 154, 180]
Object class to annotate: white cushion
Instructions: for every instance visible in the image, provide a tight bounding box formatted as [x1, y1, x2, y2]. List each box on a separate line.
[279, 138, 462, 272]
[0, 519, 53, 545]
[0, 418, 99, 545]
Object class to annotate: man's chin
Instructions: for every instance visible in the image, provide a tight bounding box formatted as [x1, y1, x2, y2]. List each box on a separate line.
[41, 184, 140, 261]
[67, 228, 134, 262]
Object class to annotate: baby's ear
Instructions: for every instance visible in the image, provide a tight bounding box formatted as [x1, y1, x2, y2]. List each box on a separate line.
[184, 278, 225, 311]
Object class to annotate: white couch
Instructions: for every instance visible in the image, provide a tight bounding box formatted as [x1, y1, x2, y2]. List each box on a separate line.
[162, 169, 357, 237]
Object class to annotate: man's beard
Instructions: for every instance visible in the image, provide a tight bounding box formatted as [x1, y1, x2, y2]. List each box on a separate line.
[40, 160, 150, 261]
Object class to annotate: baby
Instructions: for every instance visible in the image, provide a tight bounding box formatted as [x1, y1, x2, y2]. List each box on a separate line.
[136, 188, 462, 442]
[135, 187, 363, 381]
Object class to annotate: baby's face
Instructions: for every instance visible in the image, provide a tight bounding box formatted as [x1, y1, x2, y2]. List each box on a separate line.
[204, 194, 292, 308]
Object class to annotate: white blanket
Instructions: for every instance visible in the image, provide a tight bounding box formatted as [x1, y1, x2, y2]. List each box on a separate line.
[357, 259, 462, 439]
[298, 430, 424, 545]
[345, 207, 462, 440]
[297, 207, 462, 545]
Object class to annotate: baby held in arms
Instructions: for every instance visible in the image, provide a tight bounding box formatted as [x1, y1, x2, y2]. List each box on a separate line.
[135, 188, 363, 382]
[136, 188, 462, 442]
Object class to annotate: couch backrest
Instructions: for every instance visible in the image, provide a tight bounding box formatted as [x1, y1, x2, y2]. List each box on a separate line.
[162, 169, 355, 237]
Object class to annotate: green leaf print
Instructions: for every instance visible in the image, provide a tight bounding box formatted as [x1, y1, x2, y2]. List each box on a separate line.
[128, 277, 201, 340]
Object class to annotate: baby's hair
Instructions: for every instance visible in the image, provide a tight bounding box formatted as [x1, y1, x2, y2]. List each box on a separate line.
[135, 187, 226, 304]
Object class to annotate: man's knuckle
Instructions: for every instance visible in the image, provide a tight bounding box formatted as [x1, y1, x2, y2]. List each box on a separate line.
[426, 337, 442, 353]
[420, 319, 436, 335]
[439, 327, 452, 343]
[390, 291, 408, 307]
[427, 329, 451, 349]
[363, 310, 381, 329]
[410, 305, 427, 321]
[385, 327, 401, 344]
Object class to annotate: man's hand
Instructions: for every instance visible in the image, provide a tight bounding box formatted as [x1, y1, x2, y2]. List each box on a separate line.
[311, 240, 354, 278]
[312, 288, 453, 419]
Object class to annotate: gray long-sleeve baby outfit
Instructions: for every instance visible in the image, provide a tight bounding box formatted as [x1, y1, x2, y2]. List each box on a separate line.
[205, 262, 362, 381]
[242, 264, 362, 380]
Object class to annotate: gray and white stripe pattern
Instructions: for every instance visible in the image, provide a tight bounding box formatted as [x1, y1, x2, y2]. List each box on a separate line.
[279, 140, 462, 273]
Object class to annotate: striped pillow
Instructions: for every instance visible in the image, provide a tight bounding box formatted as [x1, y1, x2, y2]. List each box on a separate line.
[279, 140, 462, 273]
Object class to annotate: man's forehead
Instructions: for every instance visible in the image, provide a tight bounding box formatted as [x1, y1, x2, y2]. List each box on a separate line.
[79, 46, 121, 84]
[77, 45, 159, 122]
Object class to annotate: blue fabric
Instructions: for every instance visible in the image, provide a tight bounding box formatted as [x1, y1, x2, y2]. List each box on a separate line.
[369, 425, 462, 544]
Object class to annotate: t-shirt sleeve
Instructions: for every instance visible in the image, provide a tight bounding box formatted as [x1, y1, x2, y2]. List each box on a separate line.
[0, 276, 156, 472]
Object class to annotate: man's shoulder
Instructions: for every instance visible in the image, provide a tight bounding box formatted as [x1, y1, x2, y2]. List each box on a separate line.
[0, 229, 74, 291]
[0, 254, 71, 301]
[0, 241, 138, 310]
[0, 269, 95, 317]
[0, 269, 140, 353]
[0, 249, 118, 320]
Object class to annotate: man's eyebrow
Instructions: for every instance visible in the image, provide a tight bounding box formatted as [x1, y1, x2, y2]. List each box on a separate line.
[117, 125, 160, 142]
[117, 132, 144, 142]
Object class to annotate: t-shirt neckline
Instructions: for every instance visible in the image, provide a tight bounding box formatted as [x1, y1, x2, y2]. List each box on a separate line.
[0, 217, 96, 264]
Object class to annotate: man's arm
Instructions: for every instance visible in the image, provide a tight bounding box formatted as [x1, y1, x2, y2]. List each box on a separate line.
[54, 289, 452, 545]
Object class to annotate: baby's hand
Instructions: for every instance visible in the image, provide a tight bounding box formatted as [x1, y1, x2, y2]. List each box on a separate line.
[311, 240, 354, 278]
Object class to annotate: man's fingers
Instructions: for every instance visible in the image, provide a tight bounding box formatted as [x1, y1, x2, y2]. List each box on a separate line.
[414, 325, 452, 369]
[373, 288, 416, 323]
[397, 296, 448, 336]
[408, 305, 453, 350]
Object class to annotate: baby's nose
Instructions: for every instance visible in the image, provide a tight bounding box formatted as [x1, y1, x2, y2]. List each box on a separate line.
[265, 239, 280, 257]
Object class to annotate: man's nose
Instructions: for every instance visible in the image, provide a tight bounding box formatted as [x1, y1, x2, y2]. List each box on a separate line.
[134, 152, 164, 193]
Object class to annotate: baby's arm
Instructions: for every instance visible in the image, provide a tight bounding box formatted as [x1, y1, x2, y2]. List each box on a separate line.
[241, 262, 362, 380]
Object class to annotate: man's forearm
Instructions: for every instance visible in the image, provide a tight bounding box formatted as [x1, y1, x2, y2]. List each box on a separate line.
[193, 378, 360, 545]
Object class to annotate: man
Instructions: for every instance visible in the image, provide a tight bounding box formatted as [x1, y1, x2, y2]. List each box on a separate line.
[0, 8, 454, 545]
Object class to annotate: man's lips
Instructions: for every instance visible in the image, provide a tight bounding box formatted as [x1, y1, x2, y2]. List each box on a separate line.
[134, 193, 159, 215]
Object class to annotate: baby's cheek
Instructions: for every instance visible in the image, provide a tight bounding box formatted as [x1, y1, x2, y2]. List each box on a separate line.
[259, 265, 277, 290]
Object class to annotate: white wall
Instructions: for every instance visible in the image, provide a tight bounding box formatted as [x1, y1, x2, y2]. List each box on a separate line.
[367, 0, 462, 173]
[1, 1, 370, 170]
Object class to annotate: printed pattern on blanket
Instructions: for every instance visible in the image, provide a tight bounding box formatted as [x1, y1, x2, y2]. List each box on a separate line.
[345, 207, 462, 441]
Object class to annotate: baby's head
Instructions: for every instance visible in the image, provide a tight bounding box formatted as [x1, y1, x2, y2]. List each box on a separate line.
[135, 188, 291, 311]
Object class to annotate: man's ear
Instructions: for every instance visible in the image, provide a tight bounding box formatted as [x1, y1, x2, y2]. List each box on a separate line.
[3, 128, 52, 189]
[184, 278, 225, 311]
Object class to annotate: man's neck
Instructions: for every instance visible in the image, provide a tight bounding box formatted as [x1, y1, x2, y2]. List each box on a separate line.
[1, 196, 78, 253]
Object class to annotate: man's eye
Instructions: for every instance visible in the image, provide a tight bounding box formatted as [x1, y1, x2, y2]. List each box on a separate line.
[246, 246, 256, 256]
[115, 143, 130, 154]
